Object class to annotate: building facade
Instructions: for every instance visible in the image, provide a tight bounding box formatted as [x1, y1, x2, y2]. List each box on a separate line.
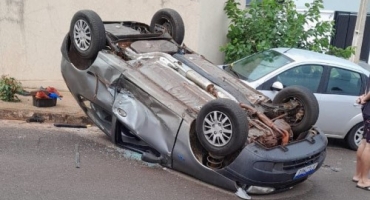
[0, 0, 245, 90]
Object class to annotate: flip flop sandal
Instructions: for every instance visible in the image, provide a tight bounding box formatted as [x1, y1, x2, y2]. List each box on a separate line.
[356, 185, 370, 191]
[352, 178, 359, 183]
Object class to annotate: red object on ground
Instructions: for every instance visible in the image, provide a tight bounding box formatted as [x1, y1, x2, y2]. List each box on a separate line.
[46, 87, 63, 98]
[35, 91, 50, 99]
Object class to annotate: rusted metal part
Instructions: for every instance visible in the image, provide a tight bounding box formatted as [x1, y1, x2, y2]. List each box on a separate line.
[240, 103, 291, 147]
[207, 85, 216, 97]
[295, 108, 304, 123]
[206, 154, 224, 169]
[280, 100, 298, 109]
[118, 41, 132, 49]
[240, 103, 272, 126]
[255, 133, 278, 148]
[250, 119, 292, 148]
[249, 118, 279, 147]
[274, 100, 304, 124]
[273, 119, 292, 145]
[271, 113, 288, 121]
[249, 119, 274, 136]
[248, 119, 277, 147]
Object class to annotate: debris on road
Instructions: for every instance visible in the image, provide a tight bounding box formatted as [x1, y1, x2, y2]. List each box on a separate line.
[26, 113, 45, 123]
[322, 164, 342, 172]
[54, 123, 87, 128]
[75, 143, 80, 168]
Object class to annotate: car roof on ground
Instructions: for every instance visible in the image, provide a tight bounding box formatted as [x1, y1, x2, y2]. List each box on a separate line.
[272, 48, 368, 73]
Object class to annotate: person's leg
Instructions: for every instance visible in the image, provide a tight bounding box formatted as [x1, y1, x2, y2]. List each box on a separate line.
[357, 142, 370, 187]
[354, 118, 368, 181]
[357, 118, 370, 188]
[353, 139, 366, 181]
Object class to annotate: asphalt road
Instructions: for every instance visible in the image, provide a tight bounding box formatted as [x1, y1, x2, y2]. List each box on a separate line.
[0, 120, 368, 200]
[284, 138, 370, 200]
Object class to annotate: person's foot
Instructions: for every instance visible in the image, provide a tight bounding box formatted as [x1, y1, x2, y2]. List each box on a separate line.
[352, 176, 360, 182]
[358, 179, 370, 187]
[356, 183, 370, 191]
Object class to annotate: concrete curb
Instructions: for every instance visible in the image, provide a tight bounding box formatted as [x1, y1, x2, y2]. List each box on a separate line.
[0, 108, 92, 124]
[0, 91, 92, 124]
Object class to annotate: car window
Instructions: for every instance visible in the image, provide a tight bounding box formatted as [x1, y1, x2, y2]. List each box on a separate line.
[326, 67, 362, 96]
[276, 65, 323, 92]
[230, 50, 293, 82]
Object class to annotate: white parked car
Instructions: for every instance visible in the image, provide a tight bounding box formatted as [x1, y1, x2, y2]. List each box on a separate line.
[222, 48, 370, 150]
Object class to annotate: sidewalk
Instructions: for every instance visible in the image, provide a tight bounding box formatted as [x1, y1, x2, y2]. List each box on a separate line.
[0, 91, 91, 124]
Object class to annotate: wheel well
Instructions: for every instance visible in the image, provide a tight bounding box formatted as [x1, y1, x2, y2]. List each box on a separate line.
[345, 122, 363, 139]
[189, 120, 207, 162]
[67, 37, 95, 70]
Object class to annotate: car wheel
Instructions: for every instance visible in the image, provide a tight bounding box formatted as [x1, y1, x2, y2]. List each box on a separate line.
[196, 99, 248, 157]
[272, 85, 319, 134]
[150, 8, 185, 45]
[69, 10, 106, 59]
[346, 123, 364, 151]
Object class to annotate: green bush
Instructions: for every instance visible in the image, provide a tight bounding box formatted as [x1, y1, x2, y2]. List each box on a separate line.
[0, 75, 23, 102]
[221, 0, 354, 63]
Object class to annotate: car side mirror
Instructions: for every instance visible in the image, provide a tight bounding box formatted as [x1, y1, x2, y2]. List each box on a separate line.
[271, 81, 283, 91]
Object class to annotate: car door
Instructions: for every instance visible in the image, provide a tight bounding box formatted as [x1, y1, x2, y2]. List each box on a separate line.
[314, 67, 363, 136]
[257, 64, 364, 137]
[257, 64, 323, 98]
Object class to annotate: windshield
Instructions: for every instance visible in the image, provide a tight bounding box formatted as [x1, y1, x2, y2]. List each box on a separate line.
[229, 50, 293, 82]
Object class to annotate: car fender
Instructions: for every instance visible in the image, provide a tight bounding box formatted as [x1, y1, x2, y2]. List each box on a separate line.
[345, 113, 363, 134]
[172, 120, 237, 192]
[112, 90, 182, 158]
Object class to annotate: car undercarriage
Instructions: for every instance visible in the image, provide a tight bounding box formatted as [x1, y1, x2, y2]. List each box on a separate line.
[61, 8, 327, 199]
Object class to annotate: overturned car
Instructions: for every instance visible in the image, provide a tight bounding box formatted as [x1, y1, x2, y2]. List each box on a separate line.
[61, 8, 327, 199]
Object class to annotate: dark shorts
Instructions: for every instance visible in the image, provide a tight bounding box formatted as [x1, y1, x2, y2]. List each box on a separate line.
[363, 114, 370, 143]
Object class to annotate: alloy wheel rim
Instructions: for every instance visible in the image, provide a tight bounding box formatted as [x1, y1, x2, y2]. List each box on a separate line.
[354, 126, 364, 147]
[203, 111, 233, 147]
[73, 19, 91, 51]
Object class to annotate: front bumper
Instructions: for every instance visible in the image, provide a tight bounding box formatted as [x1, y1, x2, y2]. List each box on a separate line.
[218, 128, 327, 189]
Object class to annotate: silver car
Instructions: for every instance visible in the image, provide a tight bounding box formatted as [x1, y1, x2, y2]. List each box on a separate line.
[223, 48, 370, 150]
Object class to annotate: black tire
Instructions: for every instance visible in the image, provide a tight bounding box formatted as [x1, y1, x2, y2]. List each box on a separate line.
[346, 123, 364, 151]
[150, 8, 185, 45]
[69, 10, 106, 59]
[273, 85, 319, 134]
[196, 99, 248, 156]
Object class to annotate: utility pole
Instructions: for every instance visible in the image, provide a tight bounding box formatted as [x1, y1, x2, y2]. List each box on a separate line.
[350, 0, 369, 63]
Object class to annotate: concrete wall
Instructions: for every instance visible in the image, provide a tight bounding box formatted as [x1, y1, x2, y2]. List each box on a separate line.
[322, 0, 370, 12]
[294, 0, 370, 12]
[0, 0, 243, 90]
[198, 0, 232, 64]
